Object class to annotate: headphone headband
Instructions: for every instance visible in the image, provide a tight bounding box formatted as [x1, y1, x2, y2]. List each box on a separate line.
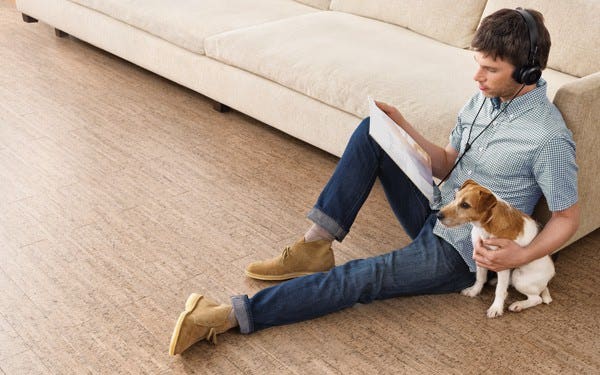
[512, 8, 541, 85]
[515, 8, 539, 66]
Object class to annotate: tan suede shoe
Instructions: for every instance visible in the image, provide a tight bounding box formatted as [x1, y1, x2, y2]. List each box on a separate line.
[169, 293, 232, 355]
[245, 238, 335, 281]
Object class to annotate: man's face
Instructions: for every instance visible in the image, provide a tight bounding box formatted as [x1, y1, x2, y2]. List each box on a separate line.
[473, 52, 523, 102]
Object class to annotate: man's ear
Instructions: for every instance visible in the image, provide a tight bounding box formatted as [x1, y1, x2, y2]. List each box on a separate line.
[461, 179, 478, 190]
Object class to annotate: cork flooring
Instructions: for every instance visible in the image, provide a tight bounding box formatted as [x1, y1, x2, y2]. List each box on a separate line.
[1, 1, 599, 373]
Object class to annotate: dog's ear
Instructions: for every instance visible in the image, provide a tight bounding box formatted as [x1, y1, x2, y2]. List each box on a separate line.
[478, 190, 497, 209]
[461, 179, 478, 190]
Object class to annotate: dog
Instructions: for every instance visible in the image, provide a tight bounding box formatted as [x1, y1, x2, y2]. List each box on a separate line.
[437, 179, 555, 318]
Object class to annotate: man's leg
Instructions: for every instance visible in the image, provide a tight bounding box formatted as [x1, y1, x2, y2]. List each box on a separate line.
[246, 118, 431, 280]
[308, 117, 431, 241]
[235, 216, 474, 334]
[170, 216, 474, 354]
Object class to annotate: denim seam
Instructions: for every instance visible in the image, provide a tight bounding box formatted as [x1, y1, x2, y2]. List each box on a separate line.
[231, 295, 253, 334]
[342, 134, 382, 229]
[345, 165, 379, 229]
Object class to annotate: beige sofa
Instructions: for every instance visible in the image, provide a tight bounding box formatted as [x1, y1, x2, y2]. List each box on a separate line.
[16, 0, 599, 249]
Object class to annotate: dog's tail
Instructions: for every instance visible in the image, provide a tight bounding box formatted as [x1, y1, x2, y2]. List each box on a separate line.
[541, 287, 552, 304]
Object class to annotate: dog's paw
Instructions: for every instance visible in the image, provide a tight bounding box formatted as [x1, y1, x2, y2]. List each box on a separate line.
[508, 301, 524, 312]
[542, 295, 553, 305]
[461, 286, 481, 298]
[486, 305, 504, 318]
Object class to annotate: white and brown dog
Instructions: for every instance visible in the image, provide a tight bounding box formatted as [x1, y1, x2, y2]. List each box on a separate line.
[437, 179, 555, 318]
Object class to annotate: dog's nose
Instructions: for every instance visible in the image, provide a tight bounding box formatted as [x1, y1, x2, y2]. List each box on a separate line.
[436, 212, 445, 220]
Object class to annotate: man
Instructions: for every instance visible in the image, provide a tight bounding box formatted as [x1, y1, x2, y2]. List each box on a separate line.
[169, 8, 580, 355]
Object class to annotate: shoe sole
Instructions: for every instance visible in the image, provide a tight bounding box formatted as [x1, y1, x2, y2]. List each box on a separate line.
[169, 293, 202, 355]
[244, 270, 318, 281]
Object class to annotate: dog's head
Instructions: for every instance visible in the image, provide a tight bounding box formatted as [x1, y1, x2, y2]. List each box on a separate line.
[437, 179, 497, 227]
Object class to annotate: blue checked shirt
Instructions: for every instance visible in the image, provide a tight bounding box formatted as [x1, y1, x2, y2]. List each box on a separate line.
[431, 79, 578, 272]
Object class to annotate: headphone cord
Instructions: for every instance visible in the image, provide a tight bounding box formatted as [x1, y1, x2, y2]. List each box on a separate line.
[436, 83, 526, 187]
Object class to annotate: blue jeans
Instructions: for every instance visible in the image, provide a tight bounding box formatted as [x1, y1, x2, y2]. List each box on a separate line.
[232, 118, 474, 334]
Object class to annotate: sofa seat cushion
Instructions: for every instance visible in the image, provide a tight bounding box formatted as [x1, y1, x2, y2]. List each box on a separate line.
[206, 12, 576, 146]
[67, 0, 319, 55]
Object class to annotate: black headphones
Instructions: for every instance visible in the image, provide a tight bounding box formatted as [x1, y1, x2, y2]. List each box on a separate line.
[512, 8, 542, 85]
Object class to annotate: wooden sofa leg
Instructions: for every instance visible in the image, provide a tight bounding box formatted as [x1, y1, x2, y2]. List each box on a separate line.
[55, 28, 69, 38]
[22, 14, 38, 23]
[212, 101, 230, 113]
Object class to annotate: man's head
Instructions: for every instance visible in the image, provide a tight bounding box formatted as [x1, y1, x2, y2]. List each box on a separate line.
[471, 8, 551, 100]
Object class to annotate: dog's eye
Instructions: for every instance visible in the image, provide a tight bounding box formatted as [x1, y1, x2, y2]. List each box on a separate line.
[460, 202, 471, 209]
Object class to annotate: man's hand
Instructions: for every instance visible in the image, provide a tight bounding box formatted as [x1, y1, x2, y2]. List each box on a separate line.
[374, 101, 407, 127]
[473, 204, 579, 272]
[375, 100, 459, 179]
[473, 238, 529, 272]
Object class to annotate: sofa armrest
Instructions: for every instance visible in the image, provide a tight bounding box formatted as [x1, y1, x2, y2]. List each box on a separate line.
[543, 72, 600, 247]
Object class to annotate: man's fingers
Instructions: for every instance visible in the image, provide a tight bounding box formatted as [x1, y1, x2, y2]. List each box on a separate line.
[375, 101, 391, 111]
[375, 101, 396, 113]
[483, 238, 509, 247]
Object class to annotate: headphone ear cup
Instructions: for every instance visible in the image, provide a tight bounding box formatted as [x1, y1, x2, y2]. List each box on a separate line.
[512, 67, 525, 84]
[513, 65, 542, 85]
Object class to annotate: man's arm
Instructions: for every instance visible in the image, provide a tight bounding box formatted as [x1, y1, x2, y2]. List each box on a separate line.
[375, 101, 459, 179]
[473, 203, 580, 271]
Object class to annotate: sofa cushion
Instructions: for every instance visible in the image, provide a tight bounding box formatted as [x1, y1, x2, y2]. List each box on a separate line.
[205, 12, 573, 147]
[481, 0, 600, 78]
[294, 0, 331, 10]
[330, 0, 487, 48]
[67, 0, 319, 55]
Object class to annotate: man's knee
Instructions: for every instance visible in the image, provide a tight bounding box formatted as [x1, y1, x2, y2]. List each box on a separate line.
[349, 117, 371, 143]
[357, 117, 371, 134]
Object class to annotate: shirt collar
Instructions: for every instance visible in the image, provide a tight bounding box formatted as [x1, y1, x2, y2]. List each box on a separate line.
[489, 78, 548, 121]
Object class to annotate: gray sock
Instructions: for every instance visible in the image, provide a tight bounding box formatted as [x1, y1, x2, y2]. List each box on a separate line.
[304, 223, 335, 243]
[227, 309, 238, 329]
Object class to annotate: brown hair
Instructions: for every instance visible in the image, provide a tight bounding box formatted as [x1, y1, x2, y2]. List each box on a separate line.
[472, 8, 551, 70]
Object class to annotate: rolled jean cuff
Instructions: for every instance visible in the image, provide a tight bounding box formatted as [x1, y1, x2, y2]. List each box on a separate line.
[231, 295, 253, 334]
[307, 207, 347, 241]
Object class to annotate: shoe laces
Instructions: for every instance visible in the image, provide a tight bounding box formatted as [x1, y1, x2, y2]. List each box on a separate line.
[280, 246, 292, 262]
[206, 328, 219, 345]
